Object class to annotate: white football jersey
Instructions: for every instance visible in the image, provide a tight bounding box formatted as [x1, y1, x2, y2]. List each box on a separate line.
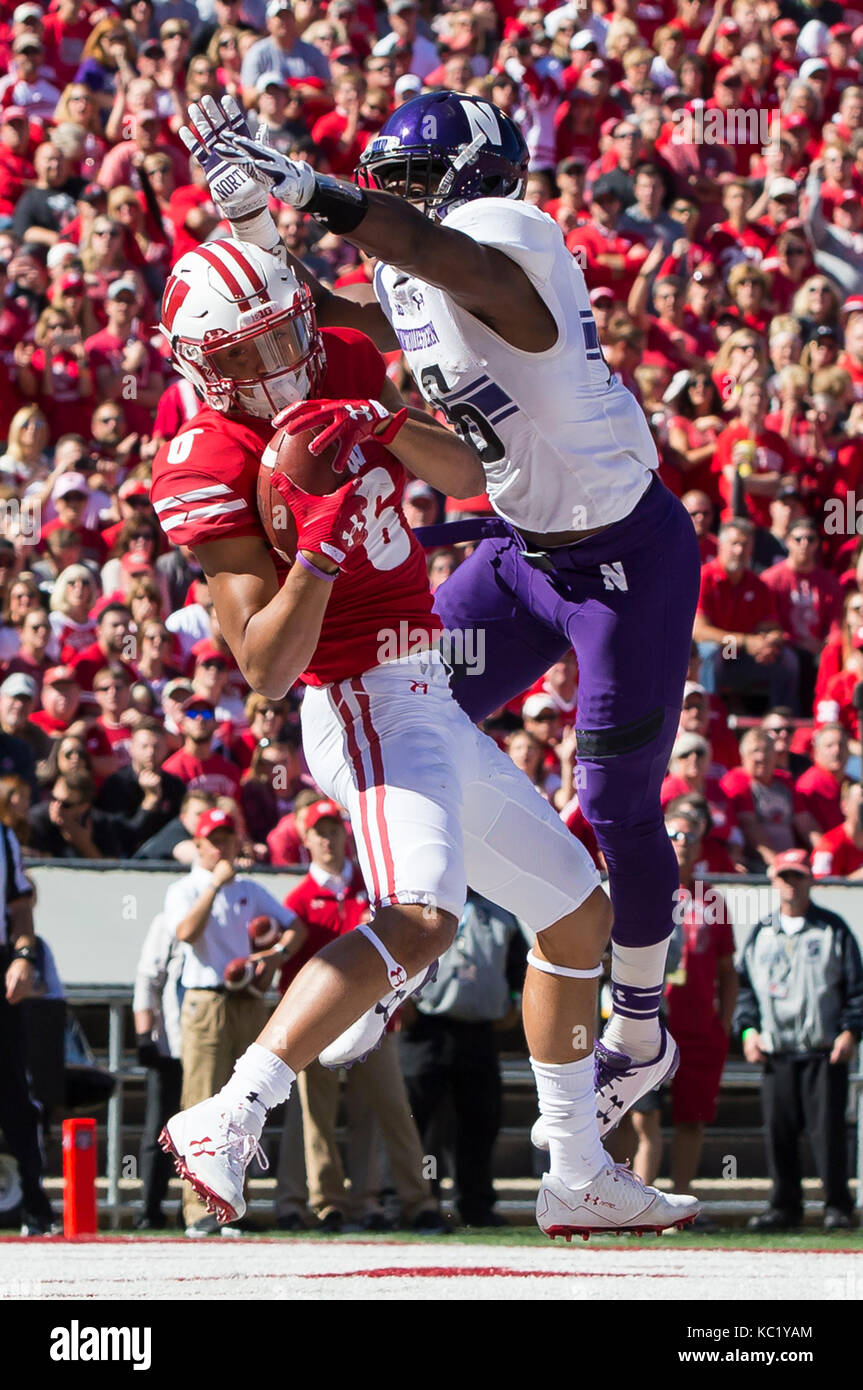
[374, 199, 658, 534]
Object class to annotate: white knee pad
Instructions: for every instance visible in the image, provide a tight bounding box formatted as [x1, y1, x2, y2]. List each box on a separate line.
[527, 949, 603, 980]
[357, 923, 409, 991]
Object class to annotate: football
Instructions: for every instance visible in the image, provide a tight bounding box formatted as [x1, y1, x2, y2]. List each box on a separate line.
[257, 423, 342, 561]
[248, 915, 281, 951]
[223, 957, 254, 992]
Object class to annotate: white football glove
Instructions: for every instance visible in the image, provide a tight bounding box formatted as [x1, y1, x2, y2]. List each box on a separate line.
[179, 94, 275, 222]
[211, 128, 316, 210]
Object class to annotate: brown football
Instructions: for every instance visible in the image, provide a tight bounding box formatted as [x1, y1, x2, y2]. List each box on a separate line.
[257, 424, 342, 562]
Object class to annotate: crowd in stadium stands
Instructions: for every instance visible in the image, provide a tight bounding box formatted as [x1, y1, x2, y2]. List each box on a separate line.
[4, 0, 863, 1231]
[3, 0, 863, 875]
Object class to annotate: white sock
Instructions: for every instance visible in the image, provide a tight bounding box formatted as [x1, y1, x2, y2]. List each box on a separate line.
[602, 941, 669, 1061]
[530, 1056, 608, 1188]
[220, 1044, 296, 1128]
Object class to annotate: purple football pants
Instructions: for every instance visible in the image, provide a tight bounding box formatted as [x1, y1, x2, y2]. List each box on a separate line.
[432, 476, 701, 948]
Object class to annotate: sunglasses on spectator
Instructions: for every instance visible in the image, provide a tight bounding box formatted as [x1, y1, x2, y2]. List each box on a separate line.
[788, 532, 818, 543]
[765, 725, 793, 736]
[667, 828, 698, 843]
[185, 708, 215, 720]
[163, 27, 186, 37]
[95, 681, 125, 692]
[51, 794, 86, 809]
[676, 748, 705, 760]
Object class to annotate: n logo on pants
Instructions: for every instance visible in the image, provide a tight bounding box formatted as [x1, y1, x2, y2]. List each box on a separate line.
[600, 562, 628, 592]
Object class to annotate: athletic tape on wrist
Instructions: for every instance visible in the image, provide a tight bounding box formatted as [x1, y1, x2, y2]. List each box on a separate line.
[230, 209, 281, 258]
[526, 949, 603, 980]
[306, 175, 369, 234]
[357, 922, 409, 990]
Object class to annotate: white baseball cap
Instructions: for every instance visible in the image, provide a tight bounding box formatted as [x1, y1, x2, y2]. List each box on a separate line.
[767, 177, 798, 200]
[395, 74, 422, 96]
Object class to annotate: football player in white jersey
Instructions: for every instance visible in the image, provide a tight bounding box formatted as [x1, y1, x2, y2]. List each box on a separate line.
[182, 91, 702, 1185]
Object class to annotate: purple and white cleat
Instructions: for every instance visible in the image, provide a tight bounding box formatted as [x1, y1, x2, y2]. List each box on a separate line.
[318, 961, 439, 1070]
[594, 1021, 680, 1138]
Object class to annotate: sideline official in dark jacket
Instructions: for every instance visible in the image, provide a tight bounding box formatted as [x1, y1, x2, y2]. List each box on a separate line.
[735, 848, 863, 1232]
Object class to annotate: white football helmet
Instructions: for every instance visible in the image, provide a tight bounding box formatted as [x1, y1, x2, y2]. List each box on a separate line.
[160, 239, 325, 418]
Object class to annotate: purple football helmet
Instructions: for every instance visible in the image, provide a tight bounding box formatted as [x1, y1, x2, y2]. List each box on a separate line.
[356, 91, 529, 220]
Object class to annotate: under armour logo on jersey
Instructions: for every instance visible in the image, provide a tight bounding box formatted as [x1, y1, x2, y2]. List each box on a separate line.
[410, 680, 429, 694]
[600, 562, 628, 592]
[388, 964, 408, 988]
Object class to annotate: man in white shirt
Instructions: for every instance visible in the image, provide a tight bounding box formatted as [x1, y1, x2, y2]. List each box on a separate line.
[164, 807, 305, 1233]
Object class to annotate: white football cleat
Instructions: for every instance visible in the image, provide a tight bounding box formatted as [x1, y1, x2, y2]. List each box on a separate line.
[159, 1097, 268, 1224]
[318, 960, 438, 1069]
[536, 1164, 699, 1241]
[594, 1021, 680, 1138]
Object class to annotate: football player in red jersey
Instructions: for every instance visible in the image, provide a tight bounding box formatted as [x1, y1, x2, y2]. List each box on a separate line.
[155, 238, 699, 1238]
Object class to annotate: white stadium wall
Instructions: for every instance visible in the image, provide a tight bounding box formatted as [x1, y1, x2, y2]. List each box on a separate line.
[27, 863, 863, 987]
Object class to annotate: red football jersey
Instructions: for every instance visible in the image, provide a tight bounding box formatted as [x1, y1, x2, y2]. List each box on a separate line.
[151, 328, 442, 687]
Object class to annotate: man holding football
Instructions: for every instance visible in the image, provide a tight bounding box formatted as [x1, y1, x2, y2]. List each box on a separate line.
[152, 234, 698, 1238]
[183, 90, 702, 1154]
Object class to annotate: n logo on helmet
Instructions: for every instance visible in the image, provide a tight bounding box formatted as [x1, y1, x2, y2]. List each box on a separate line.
[460, 100, 501, 145]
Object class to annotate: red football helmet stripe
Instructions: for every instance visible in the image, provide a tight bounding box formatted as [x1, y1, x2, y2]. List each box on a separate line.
[162, 276, 190, 333]
[196, 244, 253, 310]
[217, 239, 267, 295]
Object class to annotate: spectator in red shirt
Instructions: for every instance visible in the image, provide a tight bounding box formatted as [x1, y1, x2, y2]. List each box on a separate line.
[726, 262, 771, 335]
[28, 664, 114, 782]
[761, 517, 842, 705]
[678, 681, 740, 777]
[267, 785, 322, 868]
[40, 473, 108, 568]
[92, 662, 137, 767]
[166, 162, 222, 264]
[665, 805, 738, 1206]
[565, 173, 648, 297]
[629, 262, 702, 373]
[706, 177, 771, 267]
[713, 379, 797, 528]
[310, 72, 376, 176]
[70, 602, 135, 692]
[42, 0, 94, 88]
[812, 780, 863, 879]
[0, 107, 35, 207]
[761, 707, 812, 781]
[681, 490, 718, 563]
[694, 518, 800, 711]
[161, 695, 242, 798]
[84, 279, 166, 438]
[720, 728, 799, 870]
[794, 723, 848, 848]
[667, 370, 727, 506]
[660, 730, 740, 853]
